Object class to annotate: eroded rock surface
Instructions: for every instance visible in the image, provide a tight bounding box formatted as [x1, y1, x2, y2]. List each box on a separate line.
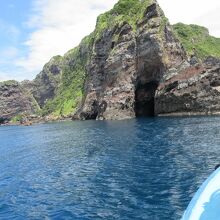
[155, 58, 220, 116]
[0, 81, 39, 122]
[1, 0, 220, 122]
[31, 56, 63, 108]
[78, 1, 185, 120]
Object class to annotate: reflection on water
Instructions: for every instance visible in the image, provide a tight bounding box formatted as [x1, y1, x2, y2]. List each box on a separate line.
[0, 117, 220, 219]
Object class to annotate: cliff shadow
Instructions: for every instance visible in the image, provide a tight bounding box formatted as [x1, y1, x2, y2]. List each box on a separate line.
[135, 81, 158, 117]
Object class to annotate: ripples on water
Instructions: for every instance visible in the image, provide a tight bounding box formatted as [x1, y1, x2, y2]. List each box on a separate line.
[0, 117, 220, 219]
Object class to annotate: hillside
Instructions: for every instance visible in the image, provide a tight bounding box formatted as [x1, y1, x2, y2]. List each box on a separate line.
[173, 23, 220, 60]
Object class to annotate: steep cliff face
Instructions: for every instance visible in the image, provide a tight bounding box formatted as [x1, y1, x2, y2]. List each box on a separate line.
[41, 39, 90, 117]
[1, 0, 220, 122]
[32, 55, 63, 108]
[0, 81, 39, 122]
[23, 40, 89, 118]
[77, 0, 185, 120]
[155, 57, 220, 116]
[154, 24, 220, 116]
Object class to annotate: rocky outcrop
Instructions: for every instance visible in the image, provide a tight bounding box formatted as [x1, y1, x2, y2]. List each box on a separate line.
[77, 0, 185, 120]
[0, 81, 39, 122]
[31, 55, 63, 108]
[155, 58, 220, 116]
[0, 45, 87, 122]
[76, 1, 220, 120]
[1, 0, 220, 122]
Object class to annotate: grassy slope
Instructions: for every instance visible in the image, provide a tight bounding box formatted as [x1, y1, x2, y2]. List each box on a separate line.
[95, 0, 152, 36]
[0, 80, 19, 86]
[173, 23, 220, 59]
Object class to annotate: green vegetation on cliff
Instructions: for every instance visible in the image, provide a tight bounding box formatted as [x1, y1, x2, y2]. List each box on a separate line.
[0, 80, 19, 87]
[1, 0, 168, 120]
[10, 115, 23, 123]
[36, 4, 220, 119]
[36, 0, 157, 118]
[95, 0, 153, 37]
[4, 0, 220, 121]
[41, 38, 91, 117]
[173, 23, 220, 59]
[37, 0, 160, 118]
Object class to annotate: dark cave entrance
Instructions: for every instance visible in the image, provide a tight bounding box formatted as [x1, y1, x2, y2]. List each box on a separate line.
[135, 81, 159, 117]
[0, 117, 7, 124]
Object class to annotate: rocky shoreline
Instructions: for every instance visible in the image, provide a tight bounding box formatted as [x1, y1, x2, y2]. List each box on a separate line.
[3, 112, 220, 127]
[0, 115, 72, 126]
[158, 112, 220, 117]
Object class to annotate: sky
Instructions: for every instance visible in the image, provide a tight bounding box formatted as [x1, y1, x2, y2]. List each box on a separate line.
[0, 0, 220, 82]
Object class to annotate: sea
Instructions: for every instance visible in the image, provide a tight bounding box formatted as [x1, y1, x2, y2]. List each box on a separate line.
[1, 116, 220, 219]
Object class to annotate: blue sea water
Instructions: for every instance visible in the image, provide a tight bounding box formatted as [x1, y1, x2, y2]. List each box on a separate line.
[0, 117, 220, 220]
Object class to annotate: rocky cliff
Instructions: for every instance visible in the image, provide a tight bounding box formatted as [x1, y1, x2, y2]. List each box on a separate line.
[155, 23, 220, 116]
[76, 0, 185, 120]
[1, 0, 220, 123]
[0, 81, 39, 123]
[75, 2, 220, 119]
[155, 57, 220, 116]
[31, 55, 63, 108]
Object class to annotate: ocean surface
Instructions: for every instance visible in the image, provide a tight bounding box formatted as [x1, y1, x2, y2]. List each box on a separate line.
[0, 117, 220, 220]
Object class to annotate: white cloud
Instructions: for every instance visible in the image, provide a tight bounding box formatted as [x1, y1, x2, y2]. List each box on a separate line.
[7, 0, 220, 81]
[157, 0, 220, 37]
[0, 71, 10, 82]
[194, 7, 220, 37]
[16, 0, 118, 79]
[0, 47, 18, 59]
[0, 68, 33, 82]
